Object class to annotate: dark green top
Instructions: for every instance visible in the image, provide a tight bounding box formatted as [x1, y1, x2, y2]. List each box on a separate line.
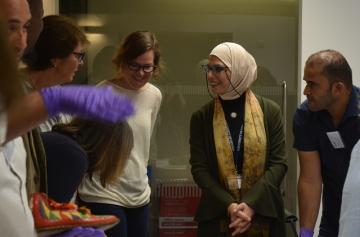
[189, 94, 287, 237]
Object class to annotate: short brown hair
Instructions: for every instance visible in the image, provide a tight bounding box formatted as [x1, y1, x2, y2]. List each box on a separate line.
[24, 15, 89, 70]
[112, 30, 164, 78]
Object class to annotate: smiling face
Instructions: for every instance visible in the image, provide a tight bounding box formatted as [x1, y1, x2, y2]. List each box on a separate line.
[51, 43, 84, 84]
[206, 55, 231, 95]
[303, 63, 334, 112]
[119, 50, 155, 90]
[0, 0, 31, 63]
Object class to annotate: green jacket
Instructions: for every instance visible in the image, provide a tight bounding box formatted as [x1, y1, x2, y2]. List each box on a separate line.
[21, 74, 48, 198]
[23, 128, 48, 197]
[189, 94, 287, 237]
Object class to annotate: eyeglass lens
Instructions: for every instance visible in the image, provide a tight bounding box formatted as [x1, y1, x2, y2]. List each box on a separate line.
[202, 64, 228, 73]
[128, 63, 156, 73]
[72, 52, 86, 61]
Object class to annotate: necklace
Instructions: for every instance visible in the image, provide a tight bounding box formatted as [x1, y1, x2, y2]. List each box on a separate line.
[230, 112, 237, 118]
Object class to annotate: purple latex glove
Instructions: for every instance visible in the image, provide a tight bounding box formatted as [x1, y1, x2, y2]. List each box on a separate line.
[51, 227, 105, 237]
[300, 227, 314, 237]
[40, 85, 134, 123]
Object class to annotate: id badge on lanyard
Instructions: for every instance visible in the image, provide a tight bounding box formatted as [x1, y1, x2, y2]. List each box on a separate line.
[226, 124, 243, 190]
[227, 174, 242, 190]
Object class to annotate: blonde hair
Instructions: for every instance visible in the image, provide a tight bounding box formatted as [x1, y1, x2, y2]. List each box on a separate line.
[53, 118, 133, 187]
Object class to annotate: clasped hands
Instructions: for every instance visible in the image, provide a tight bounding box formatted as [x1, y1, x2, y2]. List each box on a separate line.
[228, 202, 255, 236]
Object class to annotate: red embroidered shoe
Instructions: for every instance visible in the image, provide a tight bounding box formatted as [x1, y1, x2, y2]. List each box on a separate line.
[31, 193, 119, 234]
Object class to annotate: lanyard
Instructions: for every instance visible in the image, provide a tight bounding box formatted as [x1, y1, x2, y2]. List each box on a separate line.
[226, 124, 244, 174]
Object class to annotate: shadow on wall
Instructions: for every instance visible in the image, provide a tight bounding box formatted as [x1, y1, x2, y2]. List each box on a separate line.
[90, 45, 117, 84]
[253, 65, 279, 87]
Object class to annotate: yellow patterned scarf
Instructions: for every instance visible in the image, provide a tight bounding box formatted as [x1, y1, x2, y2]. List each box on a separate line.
[213, 89, 268, 236]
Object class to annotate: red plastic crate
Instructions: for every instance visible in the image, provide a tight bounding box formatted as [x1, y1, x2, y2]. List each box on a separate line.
[159, 229, 197, 237]
[156, 180, 201, 237]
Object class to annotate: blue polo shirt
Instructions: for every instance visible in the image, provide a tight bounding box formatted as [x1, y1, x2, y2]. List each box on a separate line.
[293, 86, 360, 237]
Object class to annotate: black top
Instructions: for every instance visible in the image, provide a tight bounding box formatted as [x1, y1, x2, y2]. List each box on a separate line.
[220, 94, 245, 174]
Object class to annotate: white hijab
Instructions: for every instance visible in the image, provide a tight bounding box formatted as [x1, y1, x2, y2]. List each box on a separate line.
[210, 42, 257, 100]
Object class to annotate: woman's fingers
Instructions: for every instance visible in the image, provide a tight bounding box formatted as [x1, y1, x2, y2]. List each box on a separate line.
[236, 209, 251, 222]
[231, 221, 252, 236]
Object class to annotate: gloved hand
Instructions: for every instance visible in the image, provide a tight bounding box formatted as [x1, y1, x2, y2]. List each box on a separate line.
[51, 227, 105, 237]
[300, 227, 314, 237]
[40, 85, 134, 123]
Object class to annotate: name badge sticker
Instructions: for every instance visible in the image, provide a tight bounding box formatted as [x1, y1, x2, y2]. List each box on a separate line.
[326, 131, 345, 149]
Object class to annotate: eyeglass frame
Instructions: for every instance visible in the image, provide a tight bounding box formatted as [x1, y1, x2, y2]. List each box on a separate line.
[201, 64, 229, 74]
[127, 62, 157, 73]
[72, 52, 86, 62]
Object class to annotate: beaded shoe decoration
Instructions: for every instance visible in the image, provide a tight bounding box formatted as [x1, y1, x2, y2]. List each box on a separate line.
[31, 193, 119, 234]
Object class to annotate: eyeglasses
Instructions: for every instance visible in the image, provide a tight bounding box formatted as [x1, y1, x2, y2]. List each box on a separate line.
[72, 52, 86, 62]
[201, 64, 228, 74]
[127, 62, 156, 73]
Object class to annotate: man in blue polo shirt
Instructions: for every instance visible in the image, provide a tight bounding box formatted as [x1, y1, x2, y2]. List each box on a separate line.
[293, 49, 360, 237]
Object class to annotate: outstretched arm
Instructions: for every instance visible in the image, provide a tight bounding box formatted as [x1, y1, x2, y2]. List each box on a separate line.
[5, 85, 134, 144]
[6, 91, 47, 142]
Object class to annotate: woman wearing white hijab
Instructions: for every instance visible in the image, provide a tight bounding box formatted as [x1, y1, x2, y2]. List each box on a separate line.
[190, 42, 287, 237]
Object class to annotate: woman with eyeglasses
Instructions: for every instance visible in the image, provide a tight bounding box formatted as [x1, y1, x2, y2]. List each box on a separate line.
[23, 15, 89, 131]
[190, 42, 287, 237]
[20, 14, 128, 205]
[20, 14, 93, 204]
[76, 30, 163, 237]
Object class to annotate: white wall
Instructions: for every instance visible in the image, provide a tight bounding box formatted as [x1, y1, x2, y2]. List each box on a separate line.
[300, 0, 360, 234]
[43, 0, 59, 16]
[301, 0, 360, 101]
